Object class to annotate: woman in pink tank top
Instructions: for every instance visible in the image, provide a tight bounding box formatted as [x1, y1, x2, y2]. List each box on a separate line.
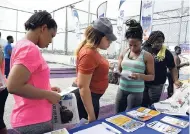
[7, 11, 61, 134]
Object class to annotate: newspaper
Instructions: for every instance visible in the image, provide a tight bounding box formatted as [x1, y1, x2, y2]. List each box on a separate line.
[154, 84, 190, 116]
[52, 89, 80, 128]
[0, 71, 6, 92]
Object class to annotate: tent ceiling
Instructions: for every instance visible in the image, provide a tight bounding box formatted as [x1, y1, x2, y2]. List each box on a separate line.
[0, 0, 189, 18]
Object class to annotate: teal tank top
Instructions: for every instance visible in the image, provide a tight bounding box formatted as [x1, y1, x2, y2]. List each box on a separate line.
[119, 49, 146, 92]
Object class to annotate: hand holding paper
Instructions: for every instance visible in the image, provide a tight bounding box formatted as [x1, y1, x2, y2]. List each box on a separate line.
[120, 71, 132, 80]
[51, 87, 61, 93]
[46, 91, 61, 104]
[174, 80, 182, 88]
[128, 73, 141, 80]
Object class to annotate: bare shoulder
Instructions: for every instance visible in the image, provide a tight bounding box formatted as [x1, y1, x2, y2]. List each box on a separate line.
[120, 48, 129, 57]
[144, 50, 153, 62]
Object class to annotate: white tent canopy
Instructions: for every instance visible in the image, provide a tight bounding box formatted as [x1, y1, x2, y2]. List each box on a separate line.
[1, 0, 188, 18]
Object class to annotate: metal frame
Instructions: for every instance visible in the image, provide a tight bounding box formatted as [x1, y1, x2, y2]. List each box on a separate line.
[0, 6, 33, 42]
[0, 2, 189, 54]
[0, 6, 33, 14]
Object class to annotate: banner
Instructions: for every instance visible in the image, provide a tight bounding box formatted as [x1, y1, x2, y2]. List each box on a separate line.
[116, 0, 126, 51]
[71, 9, 81, 42]
[140, 0, 154, 41]
[119, 0, 126, 9]
[97, 1, 107, 18]
[180, 43, 190, 54]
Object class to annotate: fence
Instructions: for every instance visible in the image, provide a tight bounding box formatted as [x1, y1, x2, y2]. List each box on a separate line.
[0, 1, 189, 56]
[49, 2, 117, 55]
[0, 6, 33, 42]
[46, 0, 190, 55]
[126, 7, 190, 50]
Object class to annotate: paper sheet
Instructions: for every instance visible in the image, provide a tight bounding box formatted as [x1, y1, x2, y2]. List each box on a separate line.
[120, 70, 132, 80]
[73, 124, 117, 134]
[59, 87, 78, 96]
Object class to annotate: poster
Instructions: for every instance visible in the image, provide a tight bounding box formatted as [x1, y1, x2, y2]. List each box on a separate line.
[140, 0, 154, 41]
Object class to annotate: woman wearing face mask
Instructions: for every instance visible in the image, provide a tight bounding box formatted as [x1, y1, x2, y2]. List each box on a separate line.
[72, 18, 117, 122]
[142, 31, 182, 108]
[7, 11, 61, 134]
[115, 20, 154, 113]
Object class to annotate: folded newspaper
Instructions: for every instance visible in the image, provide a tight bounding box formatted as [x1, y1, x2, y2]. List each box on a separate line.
[52, 87, 80, 128]
[154, 84, 190, 116]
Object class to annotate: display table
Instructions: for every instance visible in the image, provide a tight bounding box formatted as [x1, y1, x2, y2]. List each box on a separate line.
[69, 107, 189, 134]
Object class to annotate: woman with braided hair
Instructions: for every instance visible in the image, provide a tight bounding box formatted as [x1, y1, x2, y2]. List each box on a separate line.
[142, 31, 182, 107]
[115, 19, 154, 113]
[7, 11, 61, 134]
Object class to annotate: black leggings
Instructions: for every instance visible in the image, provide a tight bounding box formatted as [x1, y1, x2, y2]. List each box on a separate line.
[0, 88, 8, 129]
[72, 83, 103, 120]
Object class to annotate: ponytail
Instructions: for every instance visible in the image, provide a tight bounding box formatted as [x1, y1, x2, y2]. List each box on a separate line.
[75, 39, 87, 56]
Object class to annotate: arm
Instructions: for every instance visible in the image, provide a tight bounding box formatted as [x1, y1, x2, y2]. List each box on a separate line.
[140, 52, 155, 81]
[7, 65, 61, 104]
[118, 49, 128, 73]
[170, 67, 182, 88]
[7, 65, 55, 99]
[169, 67, 179, 82]
[166, 50, 182, 87]
[0, 49, 4, 66]
[77, 52, 98, 122]
[6, 45, 12, 56]
[7, 45, 61, 104]
[177, 62, 189, 69]
[77, 73, 96, 122]
[118, 54, 123, 73]
[174, 56, 189, 69]
[8, 49, 12, 56]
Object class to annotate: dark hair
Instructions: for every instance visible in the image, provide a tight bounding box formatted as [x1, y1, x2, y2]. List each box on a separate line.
[146, 31, 165, 45]
[75, 26, 105, 55]
[174, 46, 181, 51]
[143, 31, 165, 48]
[25, 11, 57, 31]
[7, 36, 13, 41]
[125, 19, 143, 40]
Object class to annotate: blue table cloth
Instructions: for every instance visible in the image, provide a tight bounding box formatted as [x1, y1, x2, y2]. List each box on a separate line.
[69, 107, 189, 134]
